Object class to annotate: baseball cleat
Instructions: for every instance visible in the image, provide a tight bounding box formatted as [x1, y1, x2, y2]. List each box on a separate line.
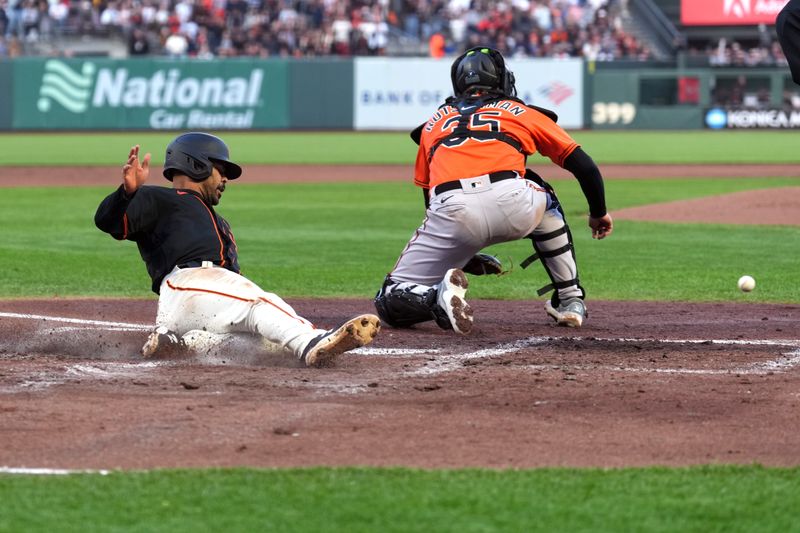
[301, 314, 381, 367]
[545, 297, 586, 328]
[141, 326, 188, 358]
[436, 268, 473, 335]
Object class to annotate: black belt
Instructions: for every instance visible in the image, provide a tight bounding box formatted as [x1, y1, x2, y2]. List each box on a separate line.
[432, 171, 518, 196]
[177, 260, 220, 269]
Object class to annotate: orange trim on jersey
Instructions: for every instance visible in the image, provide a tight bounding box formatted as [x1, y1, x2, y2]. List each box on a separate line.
[187, 194, 226, 267]
[222, 222, 238, 256]
[257, 296, 311, 324]
[167, 279, 251, 301]
[122, 213, 129, 239]
[165, 279, 311, 325]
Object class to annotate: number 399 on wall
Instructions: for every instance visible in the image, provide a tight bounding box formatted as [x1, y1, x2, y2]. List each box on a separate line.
[592, 102, 637, 125]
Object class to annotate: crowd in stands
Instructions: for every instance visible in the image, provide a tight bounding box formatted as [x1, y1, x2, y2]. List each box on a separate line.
[693, 23, 790, 69]
[0, 0, 652, 60]
[423, 0, 652, 60]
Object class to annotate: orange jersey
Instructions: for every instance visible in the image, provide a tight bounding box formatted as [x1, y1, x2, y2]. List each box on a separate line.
[414, 99, 579, 190]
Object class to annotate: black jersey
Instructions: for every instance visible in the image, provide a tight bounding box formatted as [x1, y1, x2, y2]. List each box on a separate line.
[95, 185, 240, 293]
[778, 0, 800, 85]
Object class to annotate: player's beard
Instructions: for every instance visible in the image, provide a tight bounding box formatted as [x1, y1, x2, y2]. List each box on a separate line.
[210, 184, 224, 206]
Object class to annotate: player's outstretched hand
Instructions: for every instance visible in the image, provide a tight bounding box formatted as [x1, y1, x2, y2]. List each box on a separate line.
[122, 144, 151, 195]
[589, 213, 613, 240]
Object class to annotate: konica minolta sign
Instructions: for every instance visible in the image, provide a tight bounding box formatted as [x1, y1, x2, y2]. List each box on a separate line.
[705, 107, 800, 129]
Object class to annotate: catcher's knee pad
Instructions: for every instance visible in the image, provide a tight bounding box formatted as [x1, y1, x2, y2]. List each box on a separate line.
[374, 276, 443, 328]
[523, 208, 584, 305]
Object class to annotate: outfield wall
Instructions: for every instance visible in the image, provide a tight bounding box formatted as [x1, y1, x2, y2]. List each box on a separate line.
[1, 57, 583, 131]
[589, 63, 798, 130]
[0, 57, 794, 131]
[0, 62, 11, 130]
[354, 57, 584, 129]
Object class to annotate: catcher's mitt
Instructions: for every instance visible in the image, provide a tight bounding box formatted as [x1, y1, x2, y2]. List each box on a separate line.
[462, 253, 504, 276]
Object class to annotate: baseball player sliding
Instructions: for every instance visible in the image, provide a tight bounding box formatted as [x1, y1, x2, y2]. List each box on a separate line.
[95, 132, 380, 366]
[374, 46, 613, 334]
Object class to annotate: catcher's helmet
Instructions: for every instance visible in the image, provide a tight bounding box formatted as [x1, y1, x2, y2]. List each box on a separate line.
[450, 46, 516, 97]
[162, 132, 242, 182]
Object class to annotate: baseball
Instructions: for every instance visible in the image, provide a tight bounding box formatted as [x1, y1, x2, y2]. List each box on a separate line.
[737, 275, 756, 292]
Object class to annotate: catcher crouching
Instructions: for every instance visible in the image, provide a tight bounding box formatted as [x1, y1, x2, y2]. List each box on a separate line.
[374, 46, 613, 334]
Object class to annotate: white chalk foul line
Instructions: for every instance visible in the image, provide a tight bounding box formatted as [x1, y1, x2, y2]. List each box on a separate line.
[408, 336, 552, 376]
[0, 361, 170, 393]
[0, 466, 110, 476]
[44, 326, 147, 333]
[0, 313, 435, 356]
[590, 338, 800, 376]
[66, 362, 166, 377]
[607, 337, 800, 348]
[0, 312, 152, 331]
[351, 347, 441, 356]
[526, 349, 800, 377]
[409, 335, 800, 377]
[4, 311, 800, 377]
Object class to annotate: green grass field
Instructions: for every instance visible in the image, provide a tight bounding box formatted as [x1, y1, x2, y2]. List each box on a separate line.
[2, 130, 800, 165]
[1, 177, 799, 302]
[2, 466, 799, 533]
[1, 130, 799, 531]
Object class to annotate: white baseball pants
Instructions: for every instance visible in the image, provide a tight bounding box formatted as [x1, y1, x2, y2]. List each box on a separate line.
[154, 263, 322, 357]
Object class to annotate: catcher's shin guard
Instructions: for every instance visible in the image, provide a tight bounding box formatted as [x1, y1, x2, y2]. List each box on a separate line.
[374, 276, 450, 329]
[521, 198, 585, 307]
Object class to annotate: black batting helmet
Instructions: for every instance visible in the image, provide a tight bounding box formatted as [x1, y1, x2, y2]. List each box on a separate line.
[450, 46, 516, 98]
[162, 132, 242, 182]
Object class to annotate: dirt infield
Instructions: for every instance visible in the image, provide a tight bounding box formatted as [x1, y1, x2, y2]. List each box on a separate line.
[2, 163, 798, 187]
[2, 298, 799, 470]
[1, 163, 799, 471]
[6, 163, 798, 226]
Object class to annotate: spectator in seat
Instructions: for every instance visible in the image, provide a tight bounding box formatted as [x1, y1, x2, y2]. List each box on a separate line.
[129, 27, 150, 55]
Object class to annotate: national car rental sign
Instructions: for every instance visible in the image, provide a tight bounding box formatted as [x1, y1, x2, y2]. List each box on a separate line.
[681, 0, 789, 25]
